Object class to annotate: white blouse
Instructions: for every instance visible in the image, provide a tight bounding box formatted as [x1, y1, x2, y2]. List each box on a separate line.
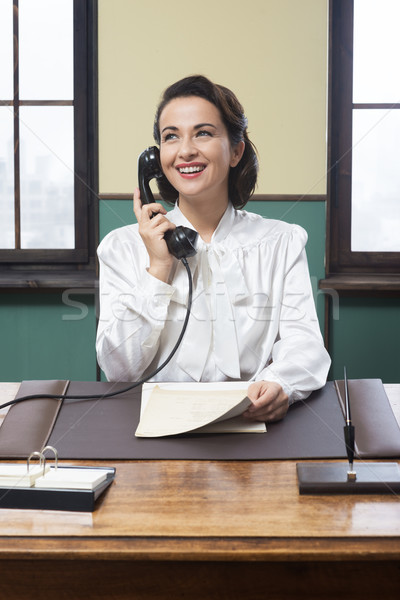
[96, 204, 331, 403]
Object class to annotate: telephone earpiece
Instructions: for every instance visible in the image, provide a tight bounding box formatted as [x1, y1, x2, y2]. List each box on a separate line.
[137, 146, 164, 205]
[138, 147, 197, 259]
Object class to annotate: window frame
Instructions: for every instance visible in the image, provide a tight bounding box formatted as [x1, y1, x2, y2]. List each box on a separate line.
[0, 0, 98, 288]
[325, 0, 400, 286]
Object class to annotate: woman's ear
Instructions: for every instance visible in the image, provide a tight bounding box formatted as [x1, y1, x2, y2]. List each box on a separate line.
[230, 140, 245, 167]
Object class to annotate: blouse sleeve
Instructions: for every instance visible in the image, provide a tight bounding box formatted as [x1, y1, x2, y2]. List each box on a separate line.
[256, 225, 331, 403]
[96, 228, 175, 381]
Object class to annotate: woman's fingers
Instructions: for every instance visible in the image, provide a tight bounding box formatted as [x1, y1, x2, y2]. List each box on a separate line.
[133, 187, 167, 223]
[243, 381, 289, 423]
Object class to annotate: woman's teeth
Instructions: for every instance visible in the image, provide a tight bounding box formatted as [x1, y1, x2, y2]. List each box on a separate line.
[178, 166, 204, 173]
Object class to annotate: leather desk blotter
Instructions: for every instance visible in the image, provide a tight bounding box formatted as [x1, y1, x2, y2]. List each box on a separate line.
[45, 381, 346, 460]
[335, 379, 400, 458]
[0, 380, 69, 458]
[0, 379, 399, 461]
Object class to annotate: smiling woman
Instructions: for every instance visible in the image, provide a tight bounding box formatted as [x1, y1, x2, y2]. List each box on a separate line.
[96, 75, 331, 424]
[153, 76, 257, 211]
[158, 96, 244, 236]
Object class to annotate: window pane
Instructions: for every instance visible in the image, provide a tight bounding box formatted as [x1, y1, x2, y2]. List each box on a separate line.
[0, 0, 13, 99]
[19, 0, 73, 100]
[353, 0, 400, 103]
[351, 109, 400, 251]
[19, 106, 74, 249]
[0, 108, 15, 249]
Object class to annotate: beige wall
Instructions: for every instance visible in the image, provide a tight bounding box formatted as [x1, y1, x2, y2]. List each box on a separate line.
[98, 0, 328, 195]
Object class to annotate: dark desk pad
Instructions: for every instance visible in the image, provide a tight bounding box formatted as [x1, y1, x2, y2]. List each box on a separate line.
[46, 381, 349, 460]
[336, 379, 400, 458]
[0, 380, 68, 458]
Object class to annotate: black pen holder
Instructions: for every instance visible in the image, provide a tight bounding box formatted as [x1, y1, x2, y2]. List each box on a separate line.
[297, 461, 400, 495]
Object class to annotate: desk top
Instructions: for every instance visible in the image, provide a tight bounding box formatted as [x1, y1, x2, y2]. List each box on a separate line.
[0, 382, 399, 562]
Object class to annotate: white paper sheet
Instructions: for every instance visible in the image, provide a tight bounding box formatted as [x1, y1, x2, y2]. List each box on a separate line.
[136, 382, 266, 437]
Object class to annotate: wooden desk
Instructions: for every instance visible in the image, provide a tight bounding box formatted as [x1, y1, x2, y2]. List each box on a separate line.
[0, 383, 399, 600]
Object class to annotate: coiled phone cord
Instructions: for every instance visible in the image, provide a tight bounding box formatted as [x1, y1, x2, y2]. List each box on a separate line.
[0, 257, 193, 410]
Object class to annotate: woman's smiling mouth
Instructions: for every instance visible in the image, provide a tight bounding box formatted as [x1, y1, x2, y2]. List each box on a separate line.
[176, 163, 206, 176]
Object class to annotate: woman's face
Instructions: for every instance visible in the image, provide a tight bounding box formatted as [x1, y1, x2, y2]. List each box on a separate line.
[159, 96, 243, 206]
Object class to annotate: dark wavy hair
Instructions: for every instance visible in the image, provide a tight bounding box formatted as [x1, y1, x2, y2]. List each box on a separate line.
[153, 75, 258, 209]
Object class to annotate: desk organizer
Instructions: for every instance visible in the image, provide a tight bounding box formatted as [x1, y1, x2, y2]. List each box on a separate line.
[0, 465, 116, 511]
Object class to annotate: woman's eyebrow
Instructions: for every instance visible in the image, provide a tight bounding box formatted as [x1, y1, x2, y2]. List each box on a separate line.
[194, 122, 217, 130]
[161, 125, 178, 134]
[161, 122, 217, 135]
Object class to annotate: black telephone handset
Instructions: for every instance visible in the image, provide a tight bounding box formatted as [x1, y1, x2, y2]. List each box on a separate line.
[138, 147, 197, 259]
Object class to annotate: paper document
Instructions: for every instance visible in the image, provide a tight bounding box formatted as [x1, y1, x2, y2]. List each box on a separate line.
[135, 384, 267, 437]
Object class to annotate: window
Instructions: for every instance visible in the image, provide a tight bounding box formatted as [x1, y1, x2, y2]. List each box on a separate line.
[0, 0, 97, 287]
[325, 0, 400, 287]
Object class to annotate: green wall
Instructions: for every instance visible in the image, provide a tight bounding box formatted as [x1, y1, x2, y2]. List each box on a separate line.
[0, 292, 96, 382]
[1, 199, 399, 384]
[329, 297, 400, 382]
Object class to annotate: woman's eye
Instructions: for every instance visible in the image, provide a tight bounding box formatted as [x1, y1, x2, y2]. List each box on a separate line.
[163, 133, 178, 142]
[196, 130, 212, 137]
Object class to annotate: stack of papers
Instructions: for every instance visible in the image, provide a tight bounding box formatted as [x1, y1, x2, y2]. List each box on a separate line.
[135, 383, 267, 437]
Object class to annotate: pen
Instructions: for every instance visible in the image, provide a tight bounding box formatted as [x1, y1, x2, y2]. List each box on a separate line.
[343, 367, 356, 481]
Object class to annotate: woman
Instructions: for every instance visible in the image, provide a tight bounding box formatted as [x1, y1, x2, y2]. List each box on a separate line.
[96, 75, 331, 422]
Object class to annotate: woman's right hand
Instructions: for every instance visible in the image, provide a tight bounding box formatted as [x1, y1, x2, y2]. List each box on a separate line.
[133, 187, 176, 282]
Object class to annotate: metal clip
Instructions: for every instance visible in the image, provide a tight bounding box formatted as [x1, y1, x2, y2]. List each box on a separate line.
[27, 451, 46, 476]
[42, 445, 59, 471]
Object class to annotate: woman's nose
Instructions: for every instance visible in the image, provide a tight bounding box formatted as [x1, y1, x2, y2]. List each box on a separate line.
[178, 136, 197, 160]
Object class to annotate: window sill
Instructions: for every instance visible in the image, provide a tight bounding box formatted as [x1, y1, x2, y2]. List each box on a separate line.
[0, 271, 98, 292]
[319, 274, 400, 293]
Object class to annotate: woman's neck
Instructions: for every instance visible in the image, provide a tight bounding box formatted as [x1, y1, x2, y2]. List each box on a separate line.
[178, 198, 229, 243]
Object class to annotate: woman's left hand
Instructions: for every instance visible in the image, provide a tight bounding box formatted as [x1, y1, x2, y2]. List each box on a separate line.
[243, 381, 289, 423]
